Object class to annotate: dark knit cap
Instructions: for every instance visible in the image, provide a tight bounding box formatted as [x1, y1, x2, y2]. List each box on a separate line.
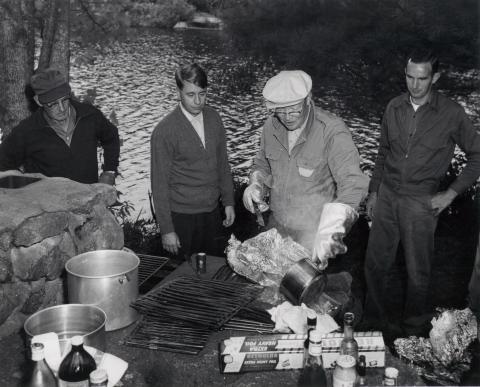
[31, 68, 71, 104]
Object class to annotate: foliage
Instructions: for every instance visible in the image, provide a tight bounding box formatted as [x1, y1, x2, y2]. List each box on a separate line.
[68, 0, 196, 44]
[122, 216, 162, 254]
[220, 0, 479, 114]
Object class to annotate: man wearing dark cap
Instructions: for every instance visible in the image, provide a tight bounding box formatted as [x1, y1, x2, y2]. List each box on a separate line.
[243, 70, 369, 268]
[0, 67, 120, 185]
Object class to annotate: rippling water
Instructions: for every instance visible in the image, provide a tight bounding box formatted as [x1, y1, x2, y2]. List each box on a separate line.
[70, 29, 479, 217]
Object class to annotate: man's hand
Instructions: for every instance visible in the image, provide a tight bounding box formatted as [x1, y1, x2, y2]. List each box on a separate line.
[223, 205, 235, 227]
[366, 191, 377, 220]
[431, 188, 457, 216]
[162, 232, 181, 255]
[243, 183, 268, 213]
[99, 171, 116, 186]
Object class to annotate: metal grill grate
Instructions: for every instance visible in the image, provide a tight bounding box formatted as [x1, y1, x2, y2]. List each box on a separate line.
[125, 276, 263, 354]
[123, 317, 211, 354]
[137, 254, 170, 287]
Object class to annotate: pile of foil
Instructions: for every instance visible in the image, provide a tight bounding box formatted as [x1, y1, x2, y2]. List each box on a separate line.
[394, 308, 478, 385]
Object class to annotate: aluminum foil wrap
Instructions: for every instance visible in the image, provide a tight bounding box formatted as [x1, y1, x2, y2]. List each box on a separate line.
[226, 228, 310, 287]
[394, 308, 478, 385]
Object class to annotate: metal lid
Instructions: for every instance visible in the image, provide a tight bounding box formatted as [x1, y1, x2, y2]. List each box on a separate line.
[337, 354, 356, 368]
[31, 342, 45, 361]
[385, 367, 399, 378]
[71, 335, 84, 346]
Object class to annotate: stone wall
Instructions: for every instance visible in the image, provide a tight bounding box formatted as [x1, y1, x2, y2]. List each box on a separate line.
[0, 171, 124, 336]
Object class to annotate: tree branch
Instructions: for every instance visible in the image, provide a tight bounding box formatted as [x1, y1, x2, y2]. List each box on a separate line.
[78, 0, 108, 34]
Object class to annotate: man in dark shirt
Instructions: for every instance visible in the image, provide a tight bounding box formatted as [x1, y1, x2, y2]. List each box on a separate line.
[364, 47, 480, 338]
[0, 68, 120, 185]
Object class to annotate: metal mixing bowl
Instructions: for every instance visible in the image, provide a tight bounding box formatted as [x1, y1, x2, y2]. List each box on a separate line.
[24, 303, 106, 354]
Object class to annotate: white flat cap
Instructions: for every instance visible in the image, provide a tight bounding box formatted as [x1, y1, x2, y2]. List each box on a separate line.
[262, 70, 312, 110]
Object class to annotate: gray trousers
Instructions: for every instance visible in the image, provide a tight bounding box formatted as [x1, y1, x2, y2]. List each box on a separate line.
[364, 184, 438, 332]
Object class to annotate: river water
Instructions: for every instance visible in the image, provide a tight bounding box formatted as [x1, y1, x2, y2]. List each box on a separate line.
[70, 29, 479, 218]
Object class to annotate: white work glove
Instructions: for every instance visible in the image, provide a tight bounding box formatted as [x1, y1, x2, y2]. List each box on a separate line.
[312, 203, 358, 269]
[242, 171, 269, 213]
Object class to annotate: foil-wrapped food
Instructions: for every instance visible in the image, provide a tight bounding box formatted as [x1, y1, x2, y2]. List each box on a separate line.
[394, 307, 478, 385]
[226, 228, 310, 287]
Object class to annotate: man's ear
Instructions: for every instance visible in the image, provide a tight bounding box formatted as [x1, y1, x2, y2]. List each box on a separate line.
[432, 72, 441, 84]
[33, 95, 42, 107]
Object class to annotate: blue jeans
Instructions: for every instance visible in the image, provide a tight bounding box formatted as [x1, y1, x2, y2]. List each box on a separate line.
[364, 184, 438, 333]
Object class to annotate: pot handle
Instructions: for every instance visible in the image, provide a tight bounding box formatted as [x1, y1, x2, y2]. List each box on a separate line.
[118, 274, 130, 284]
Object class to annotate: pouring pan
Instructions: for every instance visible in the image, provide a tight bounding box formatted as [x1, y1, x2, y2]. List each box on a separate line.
[279, 258, 327, 307]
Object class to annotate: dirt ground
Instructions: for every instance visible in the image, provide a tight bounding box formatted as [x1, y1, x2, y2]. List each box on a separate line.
[1, 196, 479, 386]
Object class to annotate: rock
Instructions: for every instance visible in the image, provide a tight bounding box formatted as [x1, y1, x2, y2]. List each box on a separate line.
[0, 281, 30, 325]
[13, 212, 69, 247]
[0, 172, 124, 336]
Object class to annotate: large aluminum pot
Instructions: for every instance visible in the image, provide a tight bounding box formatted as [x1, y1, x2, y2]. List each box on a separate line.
[65, 249, 139, 331]
[24, 304, 106, 354]
[280, 258, 327, 309]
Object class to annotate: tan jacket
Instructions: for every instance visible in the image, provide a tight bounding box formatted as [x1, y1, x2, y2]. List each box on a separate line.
[252, 102, 368, 245]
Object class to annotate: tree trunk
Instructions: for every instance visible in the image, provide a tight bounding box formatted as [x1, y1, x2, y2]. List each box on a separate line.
[0, 0, 35, 139]
[38, 0, 70, 77]
[50, 0, 70, 79]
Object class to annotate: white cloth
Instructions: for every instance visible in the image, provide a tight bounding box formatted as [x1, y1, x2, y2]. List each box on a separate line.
[267, 301, 339, 335]
[180, 103, 205, 147]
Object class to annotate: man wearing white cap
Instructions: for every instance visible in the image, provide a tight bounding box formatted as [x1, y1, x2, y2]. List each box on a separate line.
[243, 70, 369, 267]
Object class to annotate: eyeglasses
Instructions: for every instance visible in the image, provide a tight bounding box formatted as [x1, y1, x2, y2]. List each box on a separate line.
[269, 102, 305, 119]
[44, 96, 70, 109]
[273, 109, 303, 119]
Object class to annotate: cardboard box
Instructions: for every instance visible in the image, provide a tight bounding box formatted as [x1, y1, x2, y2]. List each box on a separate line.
[219, 331, 385, 373]
[321, 331, 385, 369]
[219, 333, 306, 373]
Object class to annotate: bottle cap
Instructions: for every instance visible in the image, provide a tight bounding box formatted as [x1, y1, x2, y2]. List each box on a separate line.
[385, 367, 399, 378]
[306, 309, 317, 321]
[337, 354, 356, 368]
[197, 252, 206, 256]
[90, 368, 108, 383]
[31, 342, 45, 361]
[71, 335, 84, 346]
[308, 329, 323, 343]
[359, 354, 366, 362]
[344, 312, 355, 323]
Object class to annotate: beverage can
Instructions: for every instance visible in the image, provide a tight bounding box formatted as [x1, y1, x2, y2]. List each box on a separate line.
[196, 252, 207, 274]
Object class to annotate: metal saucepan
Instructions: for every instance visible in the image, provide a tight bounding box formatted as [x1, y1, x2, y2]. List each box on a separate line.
[279, 257, 327, 309]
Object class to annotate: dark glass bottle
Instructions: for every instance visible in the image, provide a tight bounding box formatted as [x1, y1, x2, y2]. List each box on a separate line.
[339, 312, 359, 361]
[298, 329, 327, 387]
[58, 335, 96, 386]
[23, 342, 57, 387]
[357, 354, 366, 385]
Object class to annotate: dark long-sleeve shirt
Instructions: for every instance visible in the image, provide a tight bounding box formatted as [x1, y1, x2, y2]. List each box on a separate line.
[150, 105, 234, 235]
[369, 91, 480, 195]
[0, 100, 120, 184]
